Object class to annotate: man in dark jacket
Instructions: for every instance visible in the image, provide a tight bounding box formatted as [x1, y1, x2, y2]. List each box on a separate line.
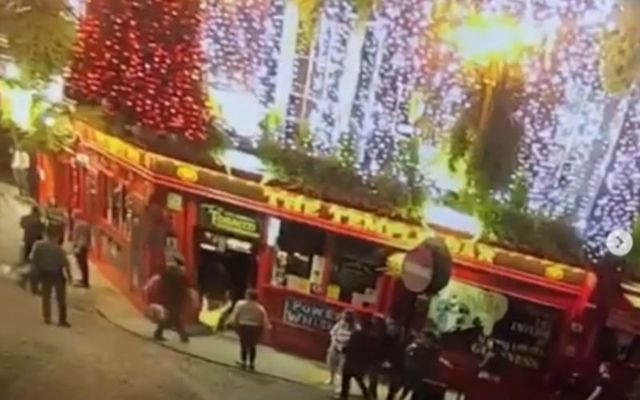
[154, 260, 190, 343]
[72, 210, 92, 288]
[18, 206, 44, 293]
[367, 316, 388, 399]
[400, 330, 452, 400]
[384, 320, 407, 400]
[338, 318, 371, 400]
[31, 226, 72, 326]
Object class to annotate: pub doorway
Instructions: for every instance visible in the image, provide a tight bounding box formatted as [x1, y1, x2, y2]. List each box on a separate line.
[195, 228, 258, 304]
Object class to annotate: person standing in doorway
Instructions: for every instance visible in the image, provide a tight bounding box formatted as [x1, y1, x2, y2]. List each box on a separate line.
[18, 206, 44, 293]
[229, 289, 271, 371]
[10, 145, 30, 196]
[327, 310, 358, 387]
[72, 210, 91, 288]
[154, 260, 190, 343]
[338, 317, 371, 400]
[31, 226, 72, 327]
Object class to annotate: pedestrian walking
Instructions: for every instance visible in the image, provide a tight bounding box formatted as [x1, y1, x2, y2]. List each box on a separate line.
[367, 316, 388, 399]
[398, 331, 452, 400]
[228, 289, 271, 371]
[587, 362, 619, 400]
[72, 210, 91, 288]
[18, 206, 44, 294]
[153, 260, 190, 343]
[383, 319, 406, 400]
[31, 226, 72, 327]
[338, 317, 371, 400]
[10, 145, 30, 196]
[327, 310, 358, 386]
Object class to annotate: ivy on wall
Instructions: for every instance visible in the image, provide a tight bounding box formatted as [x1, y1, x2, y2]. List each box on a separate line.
[257, 115, 425, 221]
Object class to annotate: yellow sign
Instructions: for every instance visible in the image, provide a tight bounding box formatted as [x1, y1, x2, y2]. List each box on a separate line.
[77, 121, 145, 167]
[264, 187, 425, 248]
[177, 165, 198, 183]
[443, 236, 496, 263]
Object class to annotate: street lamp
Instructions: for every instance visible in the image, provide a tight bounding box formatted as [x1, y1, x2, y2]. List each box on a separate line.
[443, 13, 548, 131]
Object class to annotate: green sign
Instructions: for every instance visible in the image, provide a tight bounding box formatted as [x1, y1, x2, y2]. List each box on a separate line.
[200, 204, 260, 239]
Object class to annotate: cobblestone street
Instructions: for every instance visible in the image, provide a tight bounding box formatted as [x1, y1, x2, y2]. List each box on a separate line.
[0, 183, 330, 400]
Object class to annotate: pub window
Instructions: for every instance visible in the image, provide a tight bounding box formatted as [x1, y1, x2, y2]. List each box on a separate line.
[328, 234, 387, 308]
[274, 220, 327, 294]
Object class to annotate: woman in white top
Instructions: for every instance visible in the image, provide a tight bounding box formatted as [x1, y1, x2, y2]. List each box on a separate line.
[229, 289, 271, 370]
[326, 309, 357, 386]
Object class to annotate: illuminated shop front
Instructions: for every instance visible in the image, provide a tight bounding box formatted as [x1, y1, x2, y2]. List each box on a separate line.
[37, 122, 601, 393]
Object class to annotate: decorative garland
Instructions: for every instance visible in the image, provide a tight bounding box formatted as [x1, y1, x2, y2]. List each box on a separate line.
[257, 123, 425, 221]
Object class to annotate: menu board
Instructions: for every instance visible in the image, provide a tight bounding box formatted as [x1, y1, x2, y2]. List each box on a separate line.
[429, 281, 559, 370]
[283, 297, 340, 331]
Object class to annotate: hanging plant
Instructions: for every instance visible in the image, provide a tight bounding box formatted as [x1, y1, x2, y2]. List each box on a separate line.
[294, 0, 324, 53]
[0, 0, 76, 85]
[600, 27, 640, 96]
[350, 0, 376, 25]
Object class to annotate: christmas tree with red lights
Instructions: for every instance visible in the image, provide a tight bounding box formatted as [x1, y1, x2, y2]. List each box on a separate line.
[66, 0, 209, 141]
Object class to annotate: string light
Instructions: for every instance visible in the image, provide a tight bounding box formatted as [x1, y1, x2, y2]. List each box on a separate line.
[66, 0, 209, 140]
[62, 0, 640, 260]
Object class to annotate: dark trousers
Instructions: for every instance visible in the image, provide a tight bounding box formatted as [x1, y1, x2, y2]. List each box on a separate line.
[369, 365, 383, 399]
[75, 246, 89, 287]
[155, 307, 187, 341]
[24, 238, 36, 262]
[340, 368, 369, 399]
[237, 325, 262, 366]
[41, 274, 67, 324]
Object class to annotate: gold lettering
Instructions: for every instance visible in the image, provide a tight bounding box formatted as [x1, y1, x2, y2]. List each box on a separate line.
[460, 240, 476, 258]
[475, 243, 496, 263]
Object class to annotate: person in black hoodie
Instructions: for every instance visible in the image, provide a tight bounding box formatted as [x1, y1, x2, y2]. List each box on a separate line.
[384, 319, 407, 400]
[338, 316, 371, 400]
[400, 330, 452, 400]
[154, 260, 190, 343]
[367, 316, 388, 399]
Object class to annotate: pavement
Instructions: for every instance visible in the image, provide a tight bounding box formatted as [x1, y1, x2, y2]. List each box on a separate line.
[0, 180, 464, 399]
[0, 180, 351, 396]
[0, 179, 340, 400]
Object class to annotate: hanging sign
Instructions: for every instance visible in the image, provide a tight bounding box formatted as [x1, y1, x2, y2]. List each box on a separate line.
[401, 245, 434, 293]
[199, 204, 261, 240]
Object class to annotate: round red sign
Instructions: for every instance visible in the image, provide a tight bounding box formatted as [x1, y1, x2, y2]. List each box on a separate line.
[401, 245, 434, 293]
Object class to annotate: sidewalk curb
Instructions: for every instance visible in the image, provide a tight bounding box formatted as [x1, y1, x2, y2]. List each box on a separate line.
[95, 307, 317, 389]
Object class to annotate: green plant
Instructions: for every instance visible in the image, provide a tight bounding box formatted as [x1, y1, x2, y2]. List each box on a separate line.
[294, 0, 324, 53]
[337, 131, 358, 167]
[0, 0, 75, 85]
[624, 219, 640, 278]
[257, 134, 425, 221]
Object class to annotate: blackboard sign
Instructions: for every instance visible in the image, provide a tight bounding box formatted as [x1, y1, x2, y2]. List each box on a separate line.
[430, 281, 560, 371]
[479, 300, 559, 370]
[283, 297, 340, 331]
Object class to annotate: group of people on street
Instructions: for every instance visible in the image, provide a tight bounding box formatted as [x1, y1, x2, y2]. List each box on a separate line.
[145, 259, 271, 371]
[327, 310, 452, 400]
[18, 202, 93, 328]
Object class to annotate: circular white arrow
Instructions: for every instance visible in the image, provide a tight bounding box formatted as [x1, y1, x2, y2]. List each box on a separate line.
[606, 229, 634, 256]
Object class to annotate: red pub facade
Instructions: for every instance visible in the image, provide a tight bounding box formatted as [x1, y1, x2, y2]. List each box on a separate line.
[37, 121, 601, 397]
